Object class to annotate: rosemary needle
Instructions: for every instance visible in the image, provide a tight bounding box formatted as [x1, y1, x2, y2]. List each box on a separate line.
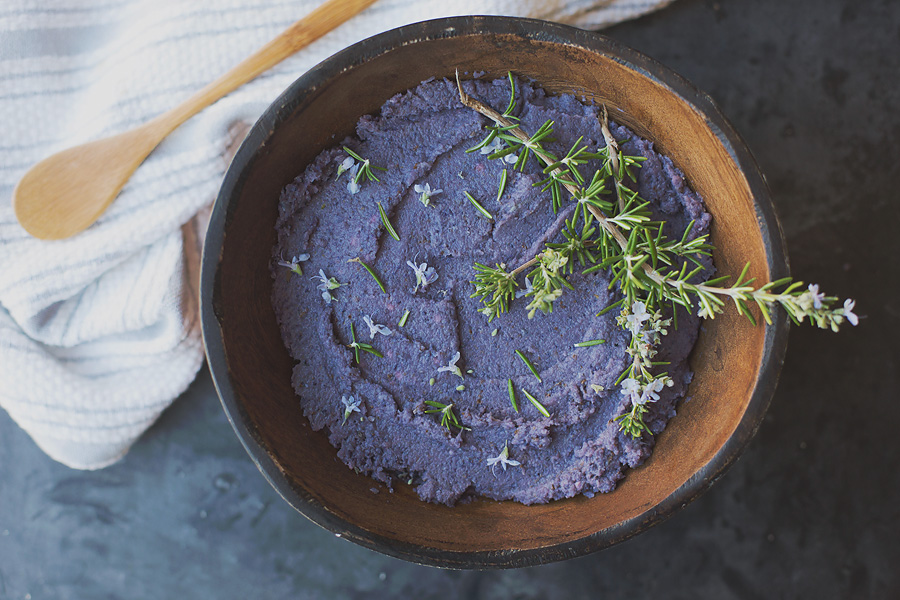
[515, 349, 542, 382]
[464, 191, 493, 220]
[377, 202, 400, 241]
[522, 389, 550, 418]
[349, 322, 360, 364]
[497, 169, 508, 201]
[398, 309, 410, 327]
[574, 339, 606, 347]
[348, 257, 386, 293]
[507, 379, 518, 412]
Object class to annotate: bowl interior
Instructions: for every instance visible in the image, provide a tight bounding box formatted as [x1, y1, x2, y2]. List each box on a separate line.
[204, 17, 786, 568]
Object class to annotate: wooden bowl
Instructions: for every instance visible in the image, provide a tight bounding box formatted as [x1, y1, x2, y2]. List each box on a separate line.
[200, 16, 789, 568]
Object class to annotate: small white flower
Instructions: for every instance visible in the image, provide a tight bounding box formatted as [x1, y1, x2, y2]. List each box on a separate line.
[346, 162, 361, 195]
[620, 377, 642, 406]
[312, 269, 342, 304]
[480, 136, 518, 164]
[341, 395, 361, 425]
[437, 351, 463, 379]
[621, 378, 642, 396]
[486, 443, 521, 474]
[621, 377, 669, 406]
[697, 305, 712, 319]
[842, 299, 859, 326]
[808, 284, 825, 310]
[640, 378, 666, 404]
[363, 315, 393, 339]
[414, 183, 442, 207]
[625, 301, 651, 335]
[407, 259, 438, 293]
[480, 137, 504, 155]
[336, 155, 356, 178]
[277, 252, 310, 276]
[514, 277, 534, 299]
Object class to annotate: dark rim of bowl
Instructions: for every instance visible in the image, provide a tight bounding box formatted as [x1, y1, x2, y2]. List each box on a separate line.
[200, 15, 790, 569]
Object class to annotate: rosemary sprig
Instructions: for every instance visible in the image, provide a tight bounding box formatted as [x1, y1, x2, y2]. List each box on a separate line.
[347, 322, 383, 364]
[522, 389, 550, 418]
[348, 257, 386, 293]
[456, 70, 857, 333]
[377, 201, 400, 241]
[424, 400, 470, 432]
[514, 350, 542, 382]
[342, 146, 387, 184]
[464, 191, 494, 220]
[456, 70, 859, 440]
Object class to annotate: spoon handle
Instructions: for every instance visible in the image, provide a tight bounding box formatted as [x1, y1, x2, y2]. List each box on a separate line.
[152, 0, 378, 134]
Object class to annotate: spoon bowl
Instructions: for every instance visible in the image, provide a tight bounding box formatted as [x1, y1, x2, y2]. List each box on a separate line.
[12, 0, 378, 240]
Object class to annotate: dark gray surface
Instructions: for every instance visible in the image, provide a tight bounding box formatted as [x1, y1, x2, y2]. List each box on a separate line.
[2, 0, 898, 597]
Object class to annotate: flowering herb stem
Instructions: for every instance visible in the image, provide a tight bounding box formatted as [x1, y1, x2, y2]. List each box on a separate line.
[456, 70, 858, 441]
[377, 202, 400, 241]
[343, 146, 387, 183]
[398, 309, 410, 327]
[522, 389, 550, 418]
[507, 379, 518, 412]
[348, 257, 386, 293]
[456, 70, 857, 334]
[574, 339, 606, 347]
[515, 350, 542, 382]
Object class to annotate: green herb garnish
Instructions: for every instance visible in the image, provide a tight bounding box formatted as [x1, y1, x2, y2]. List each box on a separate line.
[342, 146, 387, 184]
[507, 379, 518, 412]
[522, 389, 550, 418]
[348, 257, 386, 293]
[377, 201, 400, 241]
[464, 191, 493, 220]
[456, 70, 858, 440]
[347, 322, 382, 364]
[424, 401, 469, 432]
[574, 339, 606, 348]
[497, 169, 508, 202]
[398, 309, 410, 327]
[515, 350, 541, 382]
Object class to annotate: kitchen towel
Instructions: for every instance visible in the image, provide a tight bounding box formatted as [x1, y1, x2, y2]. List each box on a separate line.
[0, 0, 674, 469]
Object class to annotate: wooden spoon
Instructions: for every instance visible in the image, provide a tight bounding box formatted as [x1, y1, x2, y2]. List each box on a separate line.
[13, 0, 378, 240]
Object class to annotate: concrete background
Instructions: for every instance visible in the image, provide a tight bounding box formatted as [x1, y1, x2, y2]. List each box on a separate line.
[1, 0, 898, 597]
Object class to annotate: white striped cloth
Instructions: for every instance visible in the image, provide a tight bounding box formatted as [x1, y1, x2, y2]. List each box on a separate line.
[0, 0, 673, 470]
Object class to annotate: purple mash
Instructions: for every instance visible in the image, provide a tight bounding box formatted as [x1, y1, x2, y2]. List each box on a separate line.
[271, 76, 711, 505]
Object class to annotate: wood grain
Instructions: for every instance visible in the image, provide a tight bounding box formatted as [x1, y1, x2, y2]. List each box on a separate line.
[13, 0, 378, 240]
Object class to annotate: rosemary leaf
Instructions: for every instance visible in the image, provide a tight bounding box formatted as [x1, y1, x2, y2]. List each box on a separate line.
[497, 169, 508, 202]
[507, 379, 518, 412]
[398, 309, 410, 327]
[522, 389, 550, 418]
[515, 349, 542, 382]
[464, 191, 494, 220]
[348, 257, 386, 293]
[377, 202, 400, 241]
[574, 339, 606, 347]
